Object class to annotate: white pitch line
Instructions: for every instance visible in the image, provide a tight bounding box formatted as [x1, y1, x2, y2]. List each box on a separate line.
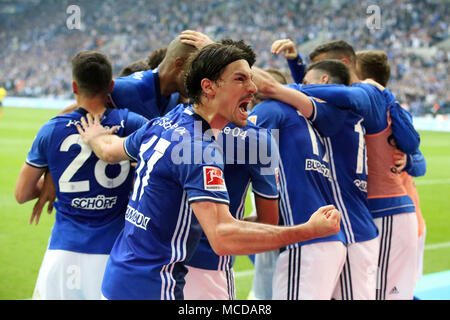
[415, 179, 450, 186]
[425, 241, 450, 251]
[235, 269, 255, 278]
[235, 241, 450, 278]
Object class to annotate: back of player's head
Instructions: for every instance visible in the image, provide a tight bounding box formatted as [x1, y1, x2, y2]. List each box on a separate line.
[119, 59, 151, 77]
[164, 37, 198, 65]
[309, 40, 356, 67]
[356, 50, 391, 86]
[71, 50, 112, 97]
[305, 59, 351, 85]
[185, 39, 256, 105]
[264, 68, 293, 85]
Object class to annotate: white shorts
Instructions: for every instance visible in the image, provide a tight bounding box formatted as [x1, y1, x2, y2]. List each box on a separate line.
[183, 265, 235, 300]
[375, 212, 418, 300]
[332, 237, 379, 300]
[272, 241, 346, 300]
[251, 250, 279, 300]
[32, 249, 109, 300]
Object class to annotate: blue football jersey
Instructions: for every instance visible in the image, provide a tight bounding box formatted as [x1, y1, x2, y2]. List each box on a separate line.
[300, 84, 416, 218]
[101, 105, 230, 300]
[293, 84, 378, 244]
[250, 99, 347, 249]
[186, 121, 280, 271]
[26, 108, 148, 254]
[110, 68, 179, 120]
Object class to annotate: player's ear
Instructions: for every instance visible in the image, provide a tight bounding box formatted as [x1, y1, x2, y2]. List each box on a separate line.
[174, 57, 185, 69]
[72, 81, 78, 94]
[320, 74, 329, 84]
[109, 80, 115, 93]
[340, 58, 350, 66]
[200, 78, 216, 98]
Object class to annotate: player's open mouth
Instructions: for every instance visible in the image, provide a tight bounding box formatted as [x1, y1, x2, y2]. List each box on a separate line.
[238, 99, 252, 118]
[239, 102, 248, 114]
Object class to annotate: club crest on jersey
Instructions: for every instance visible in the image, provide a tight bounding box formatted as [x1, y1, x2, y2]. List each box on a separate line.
[312, 97, 326, 103]
[247, 115, 257, 125]
[203, 166, 227, 191]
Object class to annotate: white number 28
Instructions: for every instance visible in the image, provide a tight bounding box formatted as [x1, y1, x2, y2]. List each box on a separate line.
[58, 134, 130, 193]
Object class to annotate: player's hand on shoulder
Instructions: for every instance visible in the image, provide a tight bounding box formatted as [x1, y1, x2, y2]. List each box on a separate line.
[270, 39, 298, 60]
[361, 78, 385, 91]
[307, 205, 341, 238]
[76, 113, 118, 145]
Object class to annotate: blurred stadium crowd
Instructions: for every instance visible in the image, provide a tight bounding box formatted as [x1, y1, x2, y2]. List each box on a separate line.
[1, 0, 448, 116]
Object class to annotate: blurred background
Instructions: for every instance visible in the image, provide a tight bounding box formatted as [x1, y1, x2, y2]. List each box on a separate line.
[0, 0, 448, 116]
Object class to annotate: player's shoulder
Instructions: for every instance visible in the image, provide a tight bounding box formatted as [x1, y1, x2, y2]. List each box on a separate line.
[352, 82, 384, 98]
[116, 68, 155, 82]
[250, 99, 293, 125]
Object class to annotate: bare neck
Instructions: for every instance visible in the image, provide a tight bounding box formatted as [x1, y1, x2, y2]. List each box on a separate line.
[192, 103, 228, 138]
[349, 69, 361, 85]
[75, 95, 107, 116]
[157, 63, 176, 98]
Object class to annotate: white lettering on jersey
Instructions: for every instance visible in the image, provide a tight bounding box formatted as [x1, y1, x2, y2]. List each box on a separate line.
[132, 71, 144, 80]
[71, 195, 118, 210]
[125, 205, 151, 230]
[305, 159, 332, 181]
[353, 179, 368, 193]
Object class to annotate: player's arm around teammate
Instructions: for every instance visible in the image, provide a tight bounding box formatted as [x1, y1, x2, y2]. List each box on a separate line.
[76, 112, 341, 256]
[75, 41, 342, 258]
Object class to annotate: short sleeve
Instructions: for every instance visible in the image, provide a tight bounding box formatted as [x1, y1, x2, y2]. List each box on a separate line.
[309, 97, 348, 137]
[177, 140, 230, 205]
[124, 122, 152, 161]
[26, 121, 55, 168]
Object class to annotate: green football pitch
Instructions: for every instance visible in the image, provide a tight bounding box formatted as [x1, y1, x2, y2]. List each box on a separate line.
[1, 106, 449, 300]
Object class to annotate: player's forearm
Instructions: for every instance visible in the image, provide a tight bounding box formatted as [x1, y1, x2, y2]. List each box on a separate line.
[213, 219, 315, 256]
[58, 103, 78, 115]
[253, 66, 313, 116]
[275, 85, 314, 118]
[15, 165, 45, 204]
[88, 134, 128, 164]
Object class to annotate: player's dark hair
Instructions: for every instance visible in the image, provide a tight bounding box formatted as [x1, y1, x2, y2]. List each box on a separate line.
[356, 50, 391, 86]
[309, 40, 356, 66]
[146, 47, 167, 69]
[185, 40, 256, 105]
[119, 59, 151, 77]
[71, 50, 112, 97]
[306, 59, 351, 85]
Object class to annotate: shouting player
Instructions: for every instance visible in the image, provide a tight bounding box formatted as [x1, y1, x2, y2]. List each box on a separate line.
[76, 41, 341, 300]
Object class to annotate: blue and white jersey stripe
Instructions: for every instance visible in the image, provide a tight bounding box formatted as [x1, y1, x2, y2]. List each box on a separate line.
[160, 192, 191, 300]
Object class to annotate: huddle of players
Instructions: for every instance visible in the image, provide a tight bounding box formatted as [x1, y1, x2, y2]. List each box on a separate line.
[15, 29, 425, 300]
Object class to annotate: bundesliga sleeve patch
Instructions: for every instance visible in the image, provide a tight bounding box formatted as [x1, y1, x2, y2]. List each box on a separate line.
[203, 166, 227, 191]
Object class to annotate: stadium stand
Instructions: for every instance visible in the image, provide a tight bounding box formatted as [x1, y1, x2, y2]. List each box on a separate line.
[0, 0, 448, 115]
